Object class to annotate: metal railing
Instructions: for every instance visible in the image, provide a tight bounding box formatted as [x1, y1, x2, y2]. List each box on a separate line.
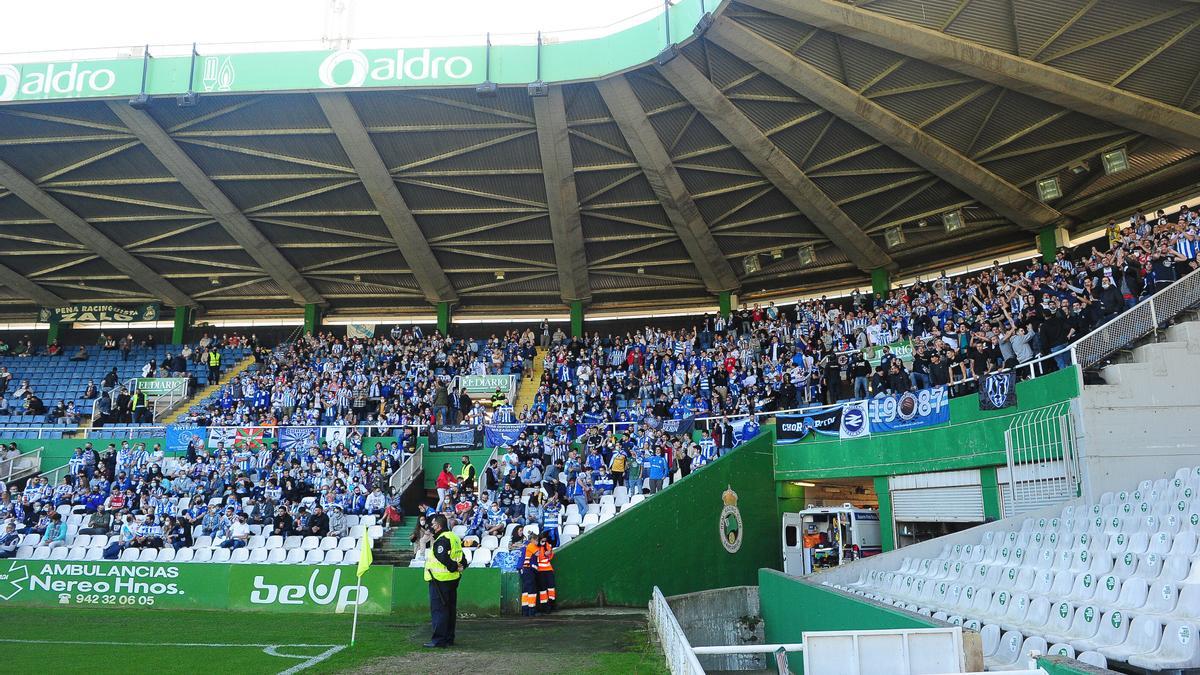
[387, 444, 424, 495]
[0, 447, 42, 484]
[38, 462, 71, 484]
[648, 586, 705, 675]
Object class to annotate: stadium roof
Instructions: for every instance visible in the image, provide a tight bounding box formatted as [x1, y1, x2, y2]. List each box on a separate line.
[0, 0, 1197, 320]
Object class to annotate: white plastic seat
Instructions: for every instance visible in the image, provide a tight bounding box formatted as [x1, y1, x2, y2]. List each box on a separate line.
[1074, 609, 1129, 654]
[49, 547, 69, 561]
[985, 630, 1024, 669]
[990, 636, 1047, 672]
[367, 525, 383, 539]
[265, 535, 283, 549]
[284, 549, 305, 564]
[1077, 651, 1108, 669]
[998, 595, 1029, 633]
[1094, 574, 1122, 607]
[118, 548, 138, 561]
[349, 525, 367, 539]
[73, 534, 92, 549]
[192, 548, 213, 563]
[1067, 572, 1099, 603]
[303, 550, 324, 565]
[1144, 581, 1180, 616]
[265, 549, 286, 563]
[248, 548, 268, 563]
[66, 547, 86, 561]
[1113, 576, 1149, 610]
[470, 549, 492, 567]
[247, 536, 266, 549]
[301, 535, 320, 550]
[193, 535, 213, 549]
[338, 536, 357, 550]
[322, 549, 344, 565]
[210, 548, 231, 563]
[174, 548, 194, 563]
[230, 548, 250, 563]
[344, 550, 360, 565]
[1048, 604, 1101, 647]
[1100, 615, 1163, 662]
[481, 535, 499, 550]
[1046, 643, 1075, 659]
[1171, 530, 1198, 557]
[359, 515, 377, 527]
[283, 535, 303, 549]
[320, 536, 338, 550]
[1041, 601, 1076, 643]
[1129, 621, 1200, 670]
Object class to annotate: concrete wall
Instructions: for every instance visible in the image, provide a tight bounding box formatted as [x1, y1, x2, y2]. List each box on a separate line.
[553, 430, 781, 607]
[667, 586, 765, 672]
[1078, 321, 1200, 499]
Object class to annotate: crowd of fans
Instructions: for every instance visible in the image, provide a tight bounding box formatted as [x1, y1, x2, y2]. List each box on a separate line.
[0, 433, 409, 558]
[0, 205, 1195, 562]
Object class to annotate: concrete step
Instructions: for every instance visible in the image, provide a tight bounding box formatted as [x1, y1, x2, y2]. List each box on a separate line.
[1165, 321, 1200, 351]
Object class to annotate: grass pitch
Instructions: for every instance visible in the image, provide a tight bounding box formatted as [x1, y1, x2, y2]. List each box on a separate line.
[1, 606, 666, 674]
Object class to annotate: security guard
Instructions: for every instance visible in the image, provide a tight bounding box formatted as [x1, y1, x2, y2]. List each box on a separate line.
[459, 455, 476, 492]
[423, 514, 464, 648]
[206, 348, 222, 385]
[129, 389, 148, 424]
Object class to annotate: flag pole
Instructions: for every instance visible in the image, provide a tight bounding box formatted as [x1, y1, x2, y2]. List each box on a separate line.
[350, 580, 361, 647]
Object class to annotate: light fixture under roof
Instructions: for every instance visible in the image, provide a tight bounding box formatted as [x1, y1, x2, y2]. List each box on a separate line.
[770, 248, 784, 260]
[884, 226, 905, 249]
[942, 210, 964, 233]
[743, 254, 761, 275]
[797, 245, 816, 266]
[1036, 176, 1062, 202]
[495, 271, 505, 280]
[352, 274, 362, 282]
[1102, 147, 1129, 175]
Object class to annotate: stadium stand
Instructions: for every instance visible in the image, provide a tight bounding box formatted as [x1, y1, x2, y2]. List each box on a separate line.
[829, 467, 1200, 671]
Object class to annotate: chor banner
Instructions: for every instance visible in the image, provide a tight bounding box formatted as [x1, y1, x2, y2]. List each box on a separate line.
[38, 303, 160, 324]
[0, 561, 391, 614]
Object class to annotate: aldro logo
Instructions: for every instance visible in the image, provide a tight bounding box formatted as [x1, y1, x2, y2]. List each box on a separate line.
[318, 49, 473, 88]
[0, 62, 118, 102]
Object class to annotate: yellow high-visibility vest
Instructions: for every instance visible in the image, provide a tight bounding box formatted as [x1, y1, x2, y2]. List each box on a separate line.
[424, 531, 464, 582]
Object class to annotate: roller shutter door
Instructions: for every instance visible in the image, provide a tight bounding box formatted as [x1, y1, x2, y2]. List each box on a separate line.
[889, 470, 985, 523]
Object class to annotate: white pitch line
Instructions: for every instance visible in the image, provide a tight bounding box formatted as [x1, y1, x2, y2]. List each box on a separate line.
[0, 638, 340, 648]
[272, 645, 347, 675]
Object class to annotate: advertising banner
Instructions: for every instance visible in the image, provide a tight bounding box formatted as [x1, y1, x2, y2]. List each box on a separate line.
[868, 387, 950, 433]
[430, 424, 481, 451]
[484, 422, 526, 448]
[38, 303, 160, 324]
[0, 561, 391, 614]
[651, 415, 695, 436]
[227, 564, 391, 615]
[346, 323, 375, 339]
[865, 339, 913, 366]
[0, 560, 228, 609]
[459, 375, 514, 394]
[165, 424, 206, 454]
[135, 378, 187, 397]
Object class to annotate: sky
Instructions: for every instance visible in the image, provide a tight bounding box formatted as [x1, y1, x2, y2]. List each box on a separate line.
[0, 0, 666, 58]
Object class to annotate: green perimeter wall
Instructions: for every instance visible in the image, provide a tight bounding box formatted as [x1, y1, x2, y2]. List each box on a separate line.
[774, 367, 1080, 481]
[759, 568, 938, 674]
[0, 559, 500, 615]
[422, 449, 492, 491]
[553, 430, 781, 608]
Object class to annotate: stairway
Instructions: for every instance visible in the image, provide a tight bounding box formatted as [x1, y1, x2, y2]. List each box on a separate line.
[372, 520, 419, 567]
[1078, 316, 1200, 498]
[514, 346, 547, 408]
[160, 354, 258, 424]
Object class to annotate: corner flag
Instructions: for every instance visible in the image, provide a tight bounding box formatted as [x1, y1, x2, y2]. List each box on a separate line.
[357, 535, 373, 578]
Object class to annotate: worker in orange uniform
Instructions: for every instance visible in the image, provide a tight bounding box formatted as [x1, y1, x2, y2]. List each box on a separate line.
[535, 531, 556, 613]
[518, 528, 539, 617]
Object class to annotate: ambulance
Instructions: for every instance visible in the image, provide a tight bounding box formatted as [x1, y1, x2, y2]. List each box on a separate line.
[782, 504, 882, 575]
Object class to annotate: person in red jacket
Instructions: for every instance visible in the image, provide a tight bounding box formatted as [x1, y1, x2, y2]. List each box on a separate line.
[435, 463, 458, 511]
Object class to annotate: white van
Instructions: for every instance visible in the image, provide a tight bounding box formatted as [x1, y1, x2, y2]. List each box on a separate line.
[782, 504, 883, 575]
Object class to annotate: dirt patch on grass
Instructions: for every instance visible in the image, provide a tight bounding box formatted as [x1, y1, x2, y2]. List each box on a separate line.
[347, 612, 656, 675]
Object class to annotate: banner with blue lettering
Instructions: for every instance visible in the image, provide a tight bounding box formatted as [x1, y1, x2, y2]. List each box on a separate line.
[776, 405, 844, 444]
[868, 386, 950, 432]
[657, 415, 695, 436]
[484, 422, 527, 447]
[165, 424, 206, 454]
[279, 426, 321, 454]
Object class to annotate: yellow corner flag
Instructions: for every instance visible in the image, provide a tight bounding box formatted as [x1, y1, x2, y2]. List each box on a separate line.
[357, 534, 373, 578]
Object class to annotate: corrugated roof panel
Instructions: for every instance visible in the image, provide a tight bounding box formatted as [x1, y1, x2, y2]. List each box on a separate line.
[984, 135, 1128, 186]
[200, 278, 286, 298]
[792, 30, 850, 82]
[577, 170, 658, 208]
[870, 82, 989, 132]
[801, 119, 881, 172]
[968, 93, 1064, 158]
[249, 214, 394, 243]
[732, 98, 823, 138]
[102, 218, 236, 250]
[350, 89, 533, 127]
[728, 5, 819, 54]
[0, 140, 138, 186]
[1049, 21, 1190, 88]
[562, 82, 609, 123]
[944, 0, 1018, 53]
[175, 139, 353, 176]
[628, 71, 685, 112]
[1037, 1, 1189, 66]
[432, 244, 557, 270]
[370, 129, 538, 173]
[1120, 37, 1200, 106]
[863, 0, 968, 30]
[922, 86, 1004, 155]
[1012, 0, 1096, 60]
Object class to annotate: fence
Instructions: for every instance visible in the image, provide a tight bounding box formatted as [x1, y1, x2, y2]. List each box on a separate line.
[387, 444, 424, 495]
[1002, 401, 1080, 517]
[0, 447, 41, 483]
[648, 586, 705, 675]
